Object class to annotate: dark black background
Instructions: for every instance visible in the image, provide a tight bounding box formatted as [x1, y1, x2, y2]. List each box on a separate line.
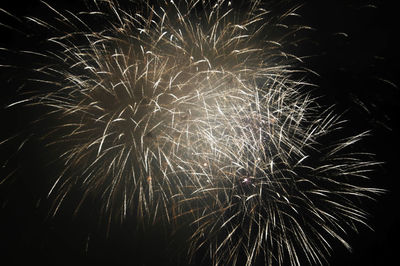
[0, 0, 399, 265]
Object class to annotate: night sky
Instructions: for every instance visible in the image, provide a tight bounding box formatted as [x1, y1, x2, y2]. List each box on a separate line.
[0, 0, 399, 265]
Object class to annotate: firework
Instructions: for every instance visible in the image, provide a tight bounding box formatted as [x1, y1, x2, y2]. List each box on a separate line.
[1, 1, 383, 265]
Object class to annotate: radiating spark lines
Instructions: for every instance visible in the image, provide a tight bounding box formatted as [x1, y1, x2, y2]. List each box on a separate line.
[0, 1, 384, 265]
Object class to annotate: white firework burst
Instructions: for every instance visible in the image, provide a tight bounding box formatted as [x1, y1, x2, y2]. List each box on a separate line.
[0, 1, 384, 265]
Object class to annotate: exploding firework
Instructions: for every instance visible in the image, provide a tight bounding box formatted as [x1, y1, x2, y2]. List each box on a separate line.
[0, 0, 384, 265]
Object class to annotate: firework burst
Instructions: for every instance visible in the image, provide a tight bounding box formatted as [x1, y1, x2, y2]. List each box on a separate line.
[1, 0, 384, 265]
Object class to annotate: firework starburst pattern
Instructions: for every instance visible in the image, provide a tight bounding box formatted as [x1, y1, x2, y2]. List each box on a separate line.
[0, 1, 386, 265]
